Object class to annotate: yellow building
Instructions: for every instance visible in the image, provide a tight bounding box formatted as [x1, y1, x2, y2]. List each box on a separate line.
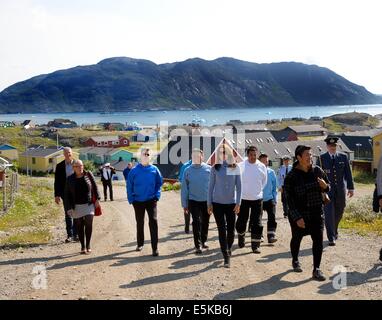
[372, 131, 382, 171]
[19, 148, 78, 174]
[0, 144, 18, 161]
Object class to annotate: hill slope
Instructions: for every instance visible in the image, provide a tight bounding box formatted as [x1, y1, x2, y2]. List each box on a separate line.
[0, 57, 379, 113]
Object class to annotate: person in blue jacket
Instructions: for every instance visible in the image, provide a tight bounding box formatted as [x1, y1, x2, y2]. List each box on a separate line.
[123, 162, 134, 182]
[127, 148, 163, 257]
[178, 159, 192, 233]
[259, 153, 278, 243]
[181, 149, 211, 254]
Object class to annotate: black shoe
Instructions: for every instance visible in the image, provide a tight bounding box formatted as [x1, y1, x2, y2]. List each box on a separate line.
[283, 213, 288, 218]
[65, 237, 72, 243]
[185, 226, 190, 234]
[136, 246, 143, 252]
[228, 249, 232, 257]
[73, 235, 79, 242]
[152, 249, 159, 257]
[268, 237, 278, 244]
[292, 260, 303, 273]
[328, 240, 336, 246]
[312, 269, 326, 281]
[195, 248, 202, 254]
[252, 247, 261, 254]
[379, 249, 382, 262]
[202, 243, 209, 249]
[238, 234, 245, 248]
[223, 256, 230, 268]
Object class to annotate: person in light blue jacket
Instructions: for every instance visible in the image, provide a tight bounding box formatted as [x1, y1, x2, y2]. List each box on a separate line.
[259, 154, 278, 243]
[127, 148, 163, 257]
[207, 143, 241, 268]
[178, 159, 192, 233]
[181, 149, 211, 254]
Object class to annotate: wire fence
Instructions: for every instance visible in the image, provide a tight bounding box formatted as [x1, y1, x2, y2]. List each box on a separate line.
[0, 170, 19, 215]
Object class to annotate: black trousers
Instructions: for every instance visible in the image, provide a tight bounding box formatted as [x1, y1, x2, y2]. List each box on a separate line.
[236, 199, 263, 249]
[133, 199, 158, 250]
[102, 180, 113, 201]
[289, 215, 324, 270]
[74, 215, 93, 250]
[263, 200, 277, 239]
[213, 203, 236, 257]
[184, 212, 191, 230]
[188, 200, 210, 249]
[281, 190, 288, 216]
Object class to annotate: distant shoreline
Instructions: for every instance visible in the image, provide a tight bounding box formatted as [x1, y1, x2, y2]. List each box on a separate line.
[1, 104, 382, 126]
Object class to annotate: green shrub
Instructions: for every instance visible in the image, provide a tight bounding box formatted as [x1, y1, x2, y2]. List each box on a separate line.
[162, 182, 181, 192]
[352, 169, 375, 184]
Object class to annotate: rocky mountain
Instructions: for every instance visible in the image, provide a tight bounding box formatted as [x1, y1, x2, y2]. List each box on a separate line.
[0, 57, 379, 113]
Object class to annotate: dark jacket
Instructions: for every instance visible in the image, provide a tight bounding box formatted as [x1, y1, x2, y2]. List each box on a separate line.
[284, 165, 330, 222]
[54, 160, 69, 198]
[99, 167, 116, 182]
[317, 152, 354, 202]
[65, 171, 101, 210]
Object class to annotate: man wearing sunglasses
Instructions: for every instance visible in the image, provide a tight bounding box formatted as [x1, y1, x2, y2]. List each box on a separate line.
[127, 148, 163, 257]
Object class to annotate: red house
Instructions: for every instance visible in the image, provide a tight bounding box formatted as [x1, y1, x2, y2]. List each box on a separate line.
[84, 136, 130, 148]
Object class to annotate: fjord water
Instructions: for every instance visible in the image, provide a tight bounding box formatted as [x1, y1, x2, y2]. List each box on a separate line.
[1, 104, 382, 126]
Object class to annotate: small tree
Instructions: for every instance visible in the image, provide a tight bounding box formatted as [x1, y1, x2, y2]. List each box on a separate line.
[83, 160, 96, 173]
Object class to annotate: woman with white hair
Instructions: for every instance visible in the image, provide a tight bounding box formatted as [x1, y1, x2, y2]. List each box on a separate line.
[65, 159, 101, 254]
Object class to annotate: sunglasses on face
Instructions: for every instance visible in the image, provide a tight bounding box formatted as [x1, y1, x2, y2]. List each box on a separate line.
[143, 153, 150, 156]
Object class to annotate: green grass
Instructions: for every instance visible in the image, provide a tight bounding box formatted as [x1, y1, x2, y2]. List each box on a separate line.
[340, 195, 382, 236]
[0, 127, 57, 151]
[352, 169, 376, 185]
[322, 118, 346, 132]
[0, 177, 62, 247]
[162, 182, 181, 192]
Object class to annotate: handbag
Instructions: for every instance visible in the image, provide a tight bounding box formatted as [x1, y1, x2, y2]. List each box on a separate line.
[317, 155, 331, 206]
[88, 172, 102, 216]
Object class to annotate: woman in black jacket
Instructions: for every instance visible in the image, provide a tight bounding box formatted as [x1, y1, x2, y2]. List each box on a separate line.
[65, 160, 100, 254]
[284, 145, 330, 281]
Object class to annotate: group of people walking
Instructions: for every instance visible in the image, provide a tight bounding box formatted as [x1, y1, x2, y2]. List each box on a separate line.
[178, 136, 358, 280]
[54, 134, 381, 281]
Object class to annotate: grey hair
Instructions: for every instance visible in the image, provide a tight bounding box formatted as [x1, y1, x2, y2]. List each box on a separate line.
[63, 147, 72, 153]
[72, 159, 83, 166]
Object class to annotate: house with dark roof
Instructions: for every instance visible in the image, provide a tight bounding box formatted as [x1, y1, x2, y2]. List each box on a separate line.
[339, 128, 382, 171]
[284, 125, 327, 137]
[154, 131, 353, 179]
[84, 136, 130, 148]
[19, 147, 79, 174]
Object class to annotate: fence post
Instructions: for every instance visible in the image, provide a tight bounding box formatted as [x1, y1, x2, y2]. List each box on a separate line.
[2, 173, 6, 212]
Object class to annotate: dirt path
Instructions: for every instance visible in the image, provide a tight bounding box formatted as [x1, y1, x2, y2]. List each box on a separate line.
[1, 183, 381, 300]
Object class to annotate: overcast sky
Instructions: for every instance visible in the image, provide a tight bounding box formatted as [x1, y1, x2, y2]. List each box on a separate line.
[1, 0, 381, 94]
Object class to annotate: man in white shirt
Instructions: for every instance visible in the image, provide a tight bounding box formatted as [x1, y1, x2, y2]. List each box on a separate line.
[100, 163, 116, 201]
[236, 145, 268, 254]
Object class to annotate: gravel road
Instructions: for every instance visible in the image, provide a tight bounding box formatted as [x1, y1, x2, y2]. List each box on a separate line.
[1, 183, 381, 300]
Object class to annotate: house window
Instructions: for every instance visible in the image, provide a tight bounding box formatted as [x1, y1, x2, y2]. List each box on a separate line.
[124, 140, 128, 145]
[112, 141, 118, 145]
[104, 142, 108, 146]
[32, 157, 36, 164]
[49, 158, 53, 163]
[97, 142, 102, 146]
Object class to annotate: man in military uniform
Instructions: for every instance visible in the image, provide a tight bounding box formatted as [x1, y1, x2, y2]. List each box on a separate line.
[277, 155, 293, 218]
[317, 136, 354, 246]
